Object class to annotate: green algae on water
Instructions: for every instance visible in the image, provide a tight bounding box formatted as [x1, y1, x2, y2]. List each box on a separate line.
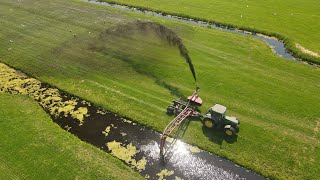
[156, 169, 174, 180]
[102, 126, 112, 136]
[120, 132, 127, 136]
[0, 63, 89, 125]
[190, 146, 201, 153]
[106, 141, 147, 171]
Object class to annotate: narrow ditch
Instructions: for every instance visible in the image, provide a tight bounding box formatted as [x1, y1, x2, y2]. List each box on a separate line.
[84, 0, 320, 68]
[0, 63, 264, 179]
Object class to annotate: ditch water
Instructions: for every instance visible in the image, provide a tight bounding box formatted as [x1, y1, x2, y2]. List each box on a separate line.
[84, 0, 296, 61]
[0, 63, 264, 179]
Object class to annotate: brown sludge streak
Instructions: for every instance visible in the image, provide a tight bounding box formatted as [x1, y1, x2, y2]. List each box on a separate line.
[100, 21, 197, 85]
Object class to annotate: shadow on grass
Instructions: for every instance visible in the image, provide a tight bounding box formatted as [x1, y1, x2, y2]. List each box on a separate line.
[202, 126, 238, 147]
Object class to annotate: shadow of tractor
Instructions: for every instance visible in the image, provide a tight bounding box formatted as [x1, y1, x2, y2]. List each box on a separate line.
[202, 126, 238, 146]
[165, 113, 238, 147]
[160, 118, 238, 165]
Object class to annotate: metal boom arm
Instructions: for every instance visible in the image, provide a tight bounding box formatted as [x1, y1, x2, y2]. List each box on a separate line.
[159, 107, 193, 156]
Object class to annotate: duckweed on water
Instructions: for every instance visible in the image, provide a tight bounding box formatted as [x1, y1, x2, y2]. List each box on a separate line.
[190, 146, 201, 153]
[156, 169, 174, 180]
[102, 126, 112, 136]
[97, 109, 107, 115]
[165, 137, 174, 143]
[0, 63, 89, 125]
[106, 141, 147, 171]
[121, 118, 132, 124]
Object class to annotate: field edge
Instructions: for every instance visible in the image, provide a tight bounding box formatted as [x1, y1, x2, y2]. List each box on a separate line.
[99, 0, 320, 65]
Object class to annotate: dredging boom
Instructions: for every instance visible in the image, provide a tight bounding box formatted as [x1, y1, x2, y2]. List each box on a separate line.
[159, 90, 201, 156]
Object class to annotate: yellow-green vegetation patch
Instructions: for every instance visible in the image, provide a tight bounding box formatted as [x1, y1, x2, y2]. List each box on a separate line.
[165, 137, 174, 143]
[106, 141, 147, 171]
[64, 125, 72, 131]
[189, 146, 201, 153]
[81, 100, 91, 106]
[156, 169, 174, 180]
[97, 109, 107, 115]
[102, 126, 112, 136]
[121, 132, 127, 136]
[0, 63, 89, 125]
[122, 118, 133, 124]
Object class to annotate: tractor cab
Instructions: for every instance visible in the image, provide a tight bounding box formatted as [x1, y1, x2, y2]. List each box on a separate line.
[210, 104, 226, 121]
[203, 104, 240, 136]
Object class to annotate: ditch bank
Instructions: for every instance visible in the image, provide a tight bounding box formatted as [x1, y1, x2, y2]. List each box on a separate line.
[0, 63, 264, 179]
[84, 0, 320, 67]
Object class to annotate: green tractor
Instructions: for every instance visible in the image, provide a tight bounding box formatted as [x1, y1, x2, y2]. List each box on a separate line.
[202, 104, 240, 136]
[166, 94, 240, 136]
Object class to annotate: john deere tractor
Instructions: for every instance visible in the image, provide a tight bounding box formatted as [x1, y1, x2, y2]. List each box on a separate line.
[202, 104, 240, 136]
[165, 94, 240, 136]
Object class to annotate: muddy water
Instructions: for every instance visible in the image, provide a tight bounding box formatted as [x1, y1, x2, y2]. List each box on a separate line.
[84, 0, 296, 61]
[0, 63, 264, 179]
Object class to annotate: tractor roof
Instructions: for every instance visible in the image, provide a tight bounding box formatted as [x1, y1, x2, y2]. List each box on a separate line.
[212, 104, 227, 114]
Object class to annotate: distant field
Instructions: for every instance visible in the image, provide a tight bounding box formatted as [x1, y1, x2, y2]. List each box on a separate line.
[103, 0, 320, 64]
[0, 0, 319, 179]
[0, 93, 142, 179]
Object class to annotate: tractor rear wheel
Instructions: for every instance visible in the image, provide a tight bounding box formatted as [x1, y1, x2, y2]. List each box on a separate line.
[166, 106, 174, 115]
[224, 127, 236, 136]
[203, 118, 215, 129]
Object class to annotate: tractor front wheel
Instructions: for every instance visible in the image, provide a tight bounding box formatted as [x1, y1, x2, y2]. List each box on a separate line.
[224, 126, 236, 136]
[203, 118, 215, 129]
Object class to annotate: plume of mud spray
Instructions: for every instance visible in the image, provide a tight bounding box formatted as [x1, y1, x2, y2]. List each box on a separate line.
[99, 21, 198, 89]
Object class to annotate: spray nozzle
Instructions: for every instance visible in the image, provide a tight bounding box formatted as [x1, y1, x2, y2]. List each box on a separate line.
[195, 83, 200, 93]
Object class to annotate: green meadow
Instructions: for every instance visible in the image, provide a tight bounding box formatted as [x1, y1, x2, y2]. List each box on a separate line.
[0, 0, 319, 179]
[0, 93, 142, 179]
[103, 0, 320, 64]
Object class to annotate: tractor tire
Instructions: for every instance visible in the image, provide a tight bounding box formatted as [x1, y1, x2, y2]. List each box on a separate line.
[224, 126, 236, 136]
[203, 118, 215, 129]
[166, 106, 174, 115]
[175, 109, 182, 116]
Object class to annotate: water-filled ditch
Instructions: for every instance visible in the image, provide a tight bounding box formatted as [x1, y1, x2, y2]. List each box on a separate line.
[85, 0, 297, 62]
[0, 63, 264, 179]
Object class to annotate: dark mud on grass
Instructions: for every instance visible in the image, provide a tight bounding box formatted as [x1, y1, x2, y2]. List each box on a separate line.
[0, 64, 263, 179]
[101, 21, 197, 81]
[93, 21, 198, 89]
[85, 0, 297, 61]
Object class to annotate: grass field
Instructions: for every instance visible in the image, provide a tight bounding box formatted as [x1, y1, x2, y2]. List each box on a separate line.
[0, 0, 319, 179]
[102, 0, 320, 64]
[0, 93, 142, 179]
